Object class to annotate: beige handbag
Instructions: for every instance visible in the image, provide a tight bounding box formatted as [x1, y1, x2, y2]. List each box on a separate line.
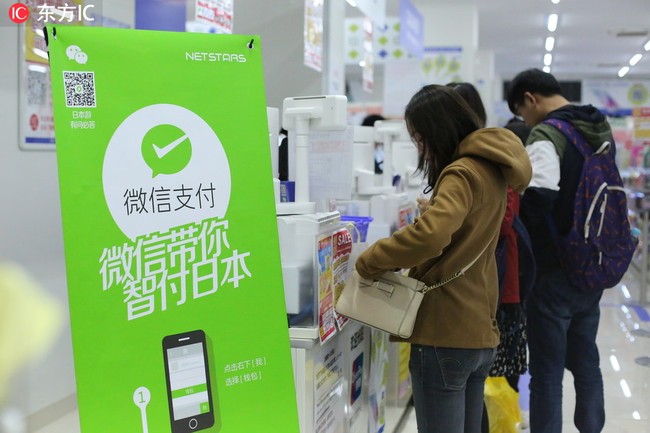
[334, 246, 489, 338]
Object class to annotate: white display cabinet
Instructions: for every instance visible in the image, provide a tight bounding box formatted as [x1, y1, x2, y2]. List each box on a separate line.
[290, 322, 371, 433]
[277, 211, 341, 335]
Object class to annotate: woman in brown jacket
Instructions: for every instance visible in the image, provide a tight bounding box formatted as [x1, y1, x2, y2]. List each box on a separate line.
[355, 85, 531, 433]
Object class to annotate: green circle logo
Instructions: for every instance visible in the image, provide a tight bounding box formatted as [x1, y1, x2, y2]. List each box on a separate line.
[628, 83, 649, 106]
[104, 104, 231, 239]
[141, 124, 192, 177]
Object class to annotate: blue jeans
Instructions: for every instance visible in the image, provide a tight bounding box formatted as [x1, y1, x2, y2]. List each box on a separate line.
[409, 345, 496, 433]
[526, 268, 605, 433]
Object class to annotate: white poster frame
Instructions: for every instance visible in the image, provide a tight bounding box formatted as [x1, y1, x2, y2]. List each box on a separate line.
[18, 25, 56, 151]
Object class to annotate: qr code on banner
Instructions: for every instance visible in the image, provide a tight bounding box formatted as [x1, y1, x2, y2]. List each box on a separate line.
[63, 71, 96, 108]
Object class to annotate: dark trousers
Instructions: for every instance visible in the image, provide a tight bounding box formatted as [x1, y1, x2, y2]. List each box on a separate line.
[410, 345, 496, 433]
[526, 269, 605, 433]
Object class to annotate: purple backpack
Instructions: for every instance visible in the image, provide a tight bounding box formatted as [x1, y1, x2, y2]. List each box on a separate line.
[543, 118, 637, 291]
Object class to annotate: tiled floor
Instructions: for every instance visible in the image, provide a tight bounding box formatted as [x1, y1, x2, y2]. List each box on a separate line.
[31, 278, 650, 433]
[397, 276, 650, 433]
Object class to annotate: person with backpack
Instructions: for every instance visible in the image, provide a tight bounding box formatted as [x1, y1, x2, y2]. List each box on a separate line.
[506, 68, 636, 433]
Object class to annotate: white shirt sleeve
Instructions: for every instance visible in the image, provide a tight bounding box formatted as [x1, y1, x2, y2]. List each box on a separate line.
[526, 140, 560, 191]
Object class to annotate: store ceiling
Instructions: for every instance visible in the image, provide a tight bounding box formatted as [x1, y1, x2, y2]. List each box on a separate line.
[402, 0, 650, 80]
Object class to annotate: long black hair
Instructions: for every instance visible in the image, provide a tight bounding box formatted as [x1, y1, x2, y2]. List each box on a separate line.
[405, 84, 481, 188]
[446, 81, 487, 128]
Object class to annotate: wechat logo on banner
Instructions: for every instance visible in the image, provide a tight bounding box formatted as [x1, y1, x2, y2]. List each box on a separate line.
[103, 104, 231, 240]
[66, 45, 88, 64]
[141, 124, 192, 177]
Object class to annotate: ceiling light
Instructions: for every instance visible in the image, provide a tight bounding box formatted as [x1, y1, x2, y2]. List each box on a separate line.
[630, 54, 643, 66]
[543, 66, 551, 73]
[547, 14, 558, 32]
[551, 0, 560, 3]
[621, 305, 632, 319]
[620, 284, 631, 299]
[544, 53, 553, 66]
[545, 36, 555, 51]
[620, 379, 632, 398]
[645, 40, 650, 51]
[609, 355, 621, 371]
[618, 66, 630, 77]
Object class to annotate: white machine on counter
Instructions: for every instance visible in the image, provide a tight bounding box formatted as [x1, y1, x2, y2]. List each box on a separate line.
[279, 95, 348, 215]
[267, 107, 281, 203]
[350, 120, 408, 197]
[276, 95, 349, 335]
[391, 135, 424, 201]
[352, 125, 394, 199]
[374, 120, 407, 191]
[345, 120, 416, 243]
[338, 121, 404, 218]
[366, 120, 409, 242]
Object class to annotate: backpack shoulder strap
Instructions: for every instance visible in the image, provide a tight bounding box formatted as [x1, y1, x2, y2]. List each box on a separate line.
[512, 215, 536, 299]
[542, 118, 608, 158]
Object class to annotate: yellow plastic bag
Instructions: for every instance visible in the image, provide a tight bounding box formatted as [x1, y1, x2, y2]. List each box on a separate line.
[484, 376, 521, 433]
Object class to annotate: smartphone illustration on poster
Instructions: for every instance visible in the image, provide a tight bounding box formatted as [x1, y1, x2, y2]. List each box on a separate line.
[163, 330, 215, 433]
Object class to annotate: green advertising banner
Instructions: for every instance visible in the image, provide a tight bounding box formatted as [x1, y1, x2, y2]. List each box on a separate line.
[47, 26, 299, 433]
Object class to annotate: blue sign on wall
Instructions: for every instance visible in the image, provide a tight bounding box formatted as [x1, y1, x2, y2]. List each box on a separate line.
[135, 0, 186, 32]
[399, 0, 423, 58]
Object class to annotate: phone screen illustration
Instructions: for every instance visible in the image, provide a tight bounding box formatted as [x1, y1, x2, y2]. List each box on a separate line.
[163, 330, 215, 433]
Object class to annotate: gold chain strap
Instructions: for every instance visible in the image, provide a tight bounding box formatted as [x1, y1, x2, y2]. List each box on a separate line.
[421, 270, 465, 294]
[419, 241, 492, 295]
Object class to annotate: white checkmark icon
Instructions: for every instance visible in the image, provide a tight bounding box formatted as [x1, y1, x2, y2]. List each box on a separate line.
[152, 134, 189, 158]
